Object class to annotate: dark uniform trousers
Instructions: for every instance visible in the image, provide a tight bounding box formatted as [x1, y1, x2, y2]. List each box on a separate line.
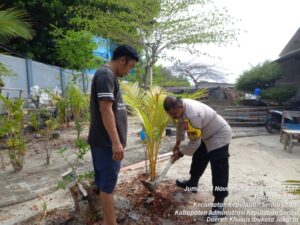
[190, 142, 230, 198]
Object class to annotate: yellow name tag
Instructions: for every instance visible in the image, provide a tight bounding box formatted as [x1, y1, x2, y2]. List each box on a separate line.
[183, 118, 201, 141]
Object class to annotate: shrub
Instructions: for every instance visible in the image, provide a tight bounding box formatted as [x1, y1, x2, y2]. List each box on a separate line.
[261, 86, 297, 104]
[236, 61, 282, 92]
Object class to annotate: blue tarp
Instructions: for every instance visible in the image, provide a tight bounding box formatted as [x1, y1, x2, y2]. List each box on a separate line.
[284, 123, 300, 130]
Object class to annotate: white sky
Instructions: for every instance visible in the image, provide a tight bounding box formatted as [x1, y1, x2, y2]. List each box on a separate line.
[158, 0, 300, 83]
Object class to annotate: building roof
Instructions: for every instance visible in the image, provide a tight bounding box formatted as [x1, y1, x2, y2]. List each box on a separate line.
[276, 48, 300, 63]
[196, 81, 235, 88]
[279, 27, 300, 57]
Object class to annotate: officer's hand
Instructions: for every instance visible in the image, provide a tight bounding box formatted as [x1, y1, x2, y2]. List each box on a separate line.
[173, 144, 180, 153]
[112, 143, 124, 161]
[172, 150, 181, 164]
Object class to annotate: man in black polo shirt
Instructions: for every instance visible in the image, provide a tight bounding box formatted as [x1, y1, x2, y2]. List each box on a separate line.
[88, 45, 139, 225]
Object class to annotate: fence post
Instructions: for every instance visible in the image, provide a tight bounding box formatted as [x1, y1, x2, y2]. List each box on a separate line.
[25, 58, 33, 96]
[60, 68, 66, 96]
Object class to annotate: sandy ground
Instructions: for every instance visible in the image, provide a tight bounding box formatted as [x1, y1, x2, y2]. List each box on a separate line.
[163, 135, 300, 224]
[0, 124, 300, 224]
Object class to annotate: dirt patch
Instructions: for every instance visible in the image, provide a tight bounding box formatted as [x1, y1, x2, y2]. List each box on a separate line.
[115, 173, 199, 224]
[15, 207, 82, 225]
[1, 121, 300, 224]
[14, 173, 203, 225]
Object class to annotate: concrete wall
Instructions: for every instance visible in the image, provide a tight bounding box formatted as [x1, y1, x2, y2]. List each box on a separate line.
[0, 54, 87, 98]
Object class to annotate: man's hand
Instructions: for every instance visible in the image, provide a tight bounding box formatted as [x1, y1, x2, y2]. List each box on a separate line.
[112, 143, 124, 161]
[172, 150, 181, 164]
[173, 144, 180, 153]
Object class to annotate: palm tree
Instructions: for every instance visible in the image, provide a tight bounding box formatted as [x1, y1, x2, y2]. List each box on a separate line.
[122, 83, 169, 181]
[0, 6, 33, 44]
[0, 6, 33, 86]
[121, 82, 208, 181]
[284, 180, 300, 195]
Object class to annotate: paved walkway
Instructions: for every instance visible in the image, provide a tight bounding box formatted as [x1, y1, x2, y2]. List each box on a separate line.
[0, 125, 270, 209]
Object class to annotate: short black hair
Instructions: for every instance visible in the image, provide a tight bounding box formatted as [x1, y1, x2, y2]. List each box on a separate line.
[163, 96, 183, 111]
[112, 45, 139, 62]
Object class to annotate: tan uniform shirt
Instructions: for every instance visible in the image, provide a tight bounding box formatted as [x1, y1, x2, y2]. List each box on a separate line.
[177, 99, 232, 155]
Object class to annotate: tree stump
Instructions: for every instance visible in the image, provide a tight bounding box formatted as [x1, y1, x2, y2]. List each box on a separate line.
[62, 171, 103, 224]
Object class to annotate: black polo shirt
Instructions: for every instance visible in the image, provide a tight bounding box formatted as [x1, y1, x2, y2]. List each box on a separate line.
[88, 65, 127, 147]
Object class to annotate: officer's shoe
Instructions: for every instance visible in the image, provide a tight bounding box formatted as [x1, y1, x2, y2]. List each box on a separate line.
[175, 179, 198, 193]
[206, 207, 226, 223]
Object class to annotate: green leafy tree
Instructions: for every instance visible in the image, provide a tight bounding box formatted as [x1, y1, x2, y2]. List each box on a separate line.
[54, 30, 102, 71]
[153, 65, 190, 87]
[236, 61, 297, 104]
[123, 64, 190, 87]
[261, 86, 297, 105]
[2, 0, 82, 65]
[236, 60, 298, 104]
[71, 0, 237, 87]
[53, 29, 103, 89]
[236, 60, 282, 92]
[140, 0, 237, 87]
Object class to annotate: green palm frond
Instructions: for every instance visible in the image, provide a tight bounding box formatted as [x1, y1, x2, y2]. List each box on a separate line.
[0, 6, 34, 43]
[283, 180, 300, 195]
[174, 88, 208, 100]
[121, 82, 170, 181]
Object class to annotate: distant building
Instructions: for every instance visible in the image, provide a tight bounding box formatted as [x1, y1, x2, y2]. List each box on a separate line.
[86, 37, 117, 76]
[196, 81, 234, 89]
[196, 81, 237, 101]
[164, 81, 242, 102]
[275, 27, 300, 103]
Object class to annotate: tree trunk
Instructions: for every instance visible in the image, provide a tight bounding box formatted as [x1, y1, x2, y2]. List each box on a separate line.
[144, 64, 153, 88]
[137, 66, 144, 87]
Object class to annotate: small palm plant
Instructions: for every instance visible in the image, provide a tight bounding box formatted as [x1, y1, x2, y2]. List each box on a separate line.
[284, 180, 300, 195]
[122, 83, 208, 181]
[122, 83, 170, 181]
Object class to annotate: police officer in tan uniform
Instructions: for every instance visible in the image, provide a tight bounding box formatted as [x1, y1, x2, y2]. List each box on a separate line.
[163, 96, 232, 222]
